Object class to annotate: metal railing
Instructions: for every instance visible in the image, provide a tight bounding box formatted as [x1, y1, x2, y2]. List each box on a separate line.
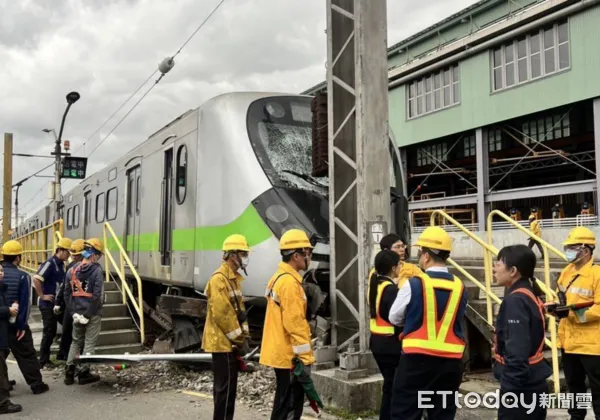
[103, 222, 145, 345]
[412, 215, 600, 233]
[14, 220, 64, 272]
[487, 210, 566, 395]
[428, 210, 562, 394]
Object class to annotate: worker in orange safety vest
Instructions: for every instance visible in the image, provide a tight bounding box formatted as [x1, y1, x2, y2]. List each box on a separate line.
[260, 228, 315, 420]
[388, 226, 468, 420]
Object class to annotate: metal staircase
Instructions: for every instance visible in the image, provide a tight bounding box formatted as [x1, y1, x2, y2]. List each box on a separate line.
[14, 219, 146, 358]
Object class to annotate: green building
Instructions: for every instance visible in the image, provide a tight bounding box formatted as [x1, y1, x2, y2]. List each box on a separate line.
[303, 0, 600, 258]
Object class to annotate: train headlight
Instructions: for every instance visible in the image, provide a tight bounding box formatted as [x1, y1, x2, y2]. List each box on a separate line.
[265, 205, 289, 224]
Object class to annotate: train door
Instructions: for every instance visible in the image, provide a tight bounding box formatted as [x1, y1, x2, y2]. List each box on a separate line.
[126, 166, 142, 266]
[83, 191, 92, 238]
[170, 138, 196, 284]
[159, 149, 174, 267]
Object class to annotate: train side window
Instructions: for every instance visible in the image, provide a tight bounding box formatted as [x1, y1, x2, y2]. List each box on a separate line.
[96, 193, 106, 223]
[128, 178, 135, 217]
[73, 204, 80, 228]
[136, 175, 141, 214]
[67, 208, 73, 229]
[176, 144, 187, 204]
[106, 187, 118, 221]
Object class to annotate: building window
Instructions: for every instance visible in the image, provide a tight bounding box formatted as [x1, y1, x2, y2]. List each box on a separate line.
[417, 142, 448, 167]
[407, 64, 460, 119]
[522, 112, 570, 144]
[463, 135, 476, 157]
[96, 193, 105, 223]
[488, 129, 502, 152]
[492, 20, 569, 92]
[106, 187, 118, 221]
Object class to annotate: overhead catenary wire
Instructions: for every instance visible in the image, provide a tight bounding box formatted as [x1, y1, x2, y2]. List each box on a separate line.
[82, 0, 227, 159]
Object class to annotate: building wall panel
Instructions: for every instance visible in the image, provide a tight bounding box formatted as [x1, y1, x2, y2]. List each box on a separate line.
[390, 7, 600, 146]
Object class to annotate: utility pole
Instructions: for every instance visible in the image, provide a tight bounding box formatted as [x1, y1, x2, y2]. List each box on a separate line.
[49, 91, 80, 219]
[326, 0, 390, 377]
[2, 134, 13, 242]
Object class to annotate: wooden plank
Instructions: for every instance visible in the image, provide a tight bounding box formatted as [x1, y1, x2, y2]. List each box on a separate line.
[157, 295, 207, 319]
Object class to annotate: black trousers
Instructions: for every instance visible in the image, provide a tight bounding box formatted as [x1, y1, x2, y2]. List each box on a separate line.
[58, 308, 75, 360]
[498, 382, 548, 420]
[562, 352, 600, 420]
[39, 305, 58, 366]
[373, 353, 400, 420]
[528, 239, 543, 255]
[0, 350, 9, 407]
[8, 326, 43, 388]
[212, 353, 238, 420]
[391, 354, 463, 420]
[271, 368, 305, 420]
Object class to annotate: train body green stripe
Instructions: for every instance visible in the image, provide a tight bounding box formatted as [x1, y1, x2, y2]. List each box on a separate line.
[105, 205, 273, 252]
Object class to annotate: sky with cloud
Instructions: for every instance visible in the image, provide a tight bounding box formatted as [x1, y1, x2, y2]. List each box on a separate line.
[0, 0, 480, 223]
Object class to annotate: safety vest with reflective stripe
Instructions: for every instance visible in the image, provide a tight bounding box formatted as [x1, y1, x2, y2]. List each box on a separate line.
[70, 264, 93, 298]
[402, 273, 466, 359]
[493, 288, 545, 365]
[369, 280, 395, 336]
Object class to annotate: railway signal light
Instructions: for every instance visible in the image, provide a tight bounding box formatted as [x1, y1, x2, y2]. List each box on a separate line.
[61, 156, 88, 180]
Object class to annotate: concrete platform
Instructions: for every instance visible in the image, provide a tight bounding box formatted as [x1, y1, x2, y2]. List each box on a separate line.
[312, 368, 383, 413]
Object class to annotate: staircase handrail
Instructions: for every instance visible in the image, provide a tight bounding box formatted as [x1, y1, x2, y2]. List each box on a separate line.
[487, 210, 562, 395]
[430, 210, 498, 325]
[103, 222, 145, 345]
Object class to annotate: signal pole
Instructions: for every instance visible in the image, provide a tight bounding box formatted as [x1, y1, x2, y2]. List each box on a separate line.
[2, 134, 13, 242]
[326, 0, 390, 375]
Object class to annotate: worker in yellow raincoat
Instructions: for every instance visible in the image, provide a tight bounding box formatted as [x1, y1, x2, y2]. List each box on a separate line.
[260, 229, 315, 420]
[527, 214, 543, 256]
[546, 227, 600, 419]
[201, 234, 251, 420]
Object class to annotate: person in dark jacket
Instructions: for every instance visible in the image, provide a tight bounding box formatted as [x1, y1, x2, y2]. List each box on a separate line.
[0, 241, 49, 395]
[368, 250, 402, 420]
[493, 244, 551, 420]
[64, 238, 105, 386]
[0, 265, 22, 414]
[32, 237, 72, 368]
[54, 239, 85, 361]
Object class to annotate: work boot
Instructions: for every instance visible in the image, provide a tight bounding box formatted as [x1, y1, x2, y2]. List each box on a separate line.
[77, 368, 100, 385]
[64, 365, 75, 386]
[31, 383, 49, 395]
[0, 401, 22, 415]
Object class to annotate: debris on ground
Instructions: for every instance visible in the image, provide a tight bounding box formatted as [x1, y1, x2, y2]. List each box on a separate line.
[49, 350, 277, 409]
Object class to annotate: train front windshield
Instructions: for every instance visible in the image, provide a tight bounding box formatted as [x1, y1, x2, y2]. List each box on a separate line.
[247, 96, 328, 194]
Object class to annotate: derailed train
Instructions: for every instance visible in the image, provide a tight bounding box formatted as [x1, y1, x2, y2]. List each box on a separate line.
[15, 92, 409, 347]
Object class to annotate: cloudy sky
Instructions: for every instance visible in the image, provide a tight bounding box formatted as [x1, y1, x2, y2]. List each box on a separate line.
[0, 0, 479, 223]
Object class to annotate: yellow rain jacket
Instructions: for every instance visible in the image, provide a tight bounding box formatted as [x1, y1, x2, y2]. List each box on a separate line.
[201, 263, 249, 353]
[260, 262, 315, 369]
[368, 262, 423, 288]
[530, 220, 541, 237]
[557, 259, 600, 355]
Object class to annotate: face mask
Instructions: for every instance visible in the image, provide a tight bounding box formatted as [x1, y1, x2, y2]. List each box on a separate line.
[565, 249, 579, 263]
[241, 256, 249, 268]
[82, 250, 94, 259]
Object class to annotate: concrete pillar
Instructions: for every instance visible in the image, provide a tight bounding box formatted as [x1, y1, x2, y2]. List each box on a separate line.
[476, 128, 490, 232]
[593, 98, 600, 213]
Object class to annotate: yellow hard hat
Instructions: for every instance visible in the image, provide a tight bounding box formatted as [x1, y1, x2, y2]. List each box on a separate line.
[84, 238, 105, 255]
[222, 234, 250, 252]
[57, 238, 73, 250]
[280, 229, 313, 251]
[415, 226, 452, 252]
[1, 240, 23, 256]
[70, 239, 85, 255]
[563, 227, 596, 246]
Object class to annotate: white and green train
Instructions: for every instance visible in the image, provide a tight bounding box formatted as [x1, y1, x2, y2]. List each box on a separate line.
[16, 92, 408, 348]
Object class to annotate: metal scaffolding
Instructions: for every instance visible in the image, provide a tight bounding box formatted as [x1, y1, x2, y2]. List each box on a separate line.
[326, 0, 390, 375]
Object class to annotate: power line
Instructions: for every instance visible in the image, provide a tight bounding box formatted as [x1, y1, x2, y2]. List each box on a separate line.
[72, 69, 159, 156]
[81, 0, 227, 159]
